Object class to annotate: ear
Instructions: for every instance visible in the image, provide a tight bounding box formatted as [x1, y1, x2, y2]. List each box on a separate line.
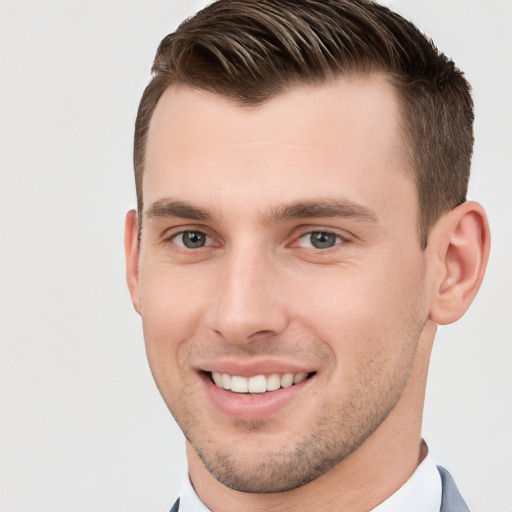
[429, 201, 490, 325]
[125, 209, 142, 314]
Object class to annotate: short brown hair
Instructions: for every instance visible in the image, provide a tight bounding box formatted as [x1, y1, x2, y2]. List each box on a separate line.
[134, 0, 474, 248]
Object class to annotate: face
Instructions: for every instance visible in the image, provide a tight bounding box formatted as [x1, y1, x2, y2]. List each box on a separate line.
[127, 75, 433, 493]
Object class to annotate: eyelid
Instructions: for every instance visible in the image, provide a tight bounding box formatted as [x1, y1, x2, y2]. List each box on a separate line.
[161, 225, 221, 247]
[297, 231, 345, 249]
[173, 231, 214, 249]
[290, 225, 353, 246]
[158, 224, 353, 250]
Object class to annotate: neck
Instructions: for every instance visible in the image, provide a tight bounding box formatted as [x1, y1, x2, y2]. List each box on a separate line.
[188, 323, 435, 512]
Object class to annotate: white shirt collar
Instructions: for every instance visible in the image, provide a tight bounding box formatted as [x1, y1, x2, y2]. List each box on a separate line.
[178, 449, 441, 512]
[369, 449, 442, 512]
[178, 473, 211, 512]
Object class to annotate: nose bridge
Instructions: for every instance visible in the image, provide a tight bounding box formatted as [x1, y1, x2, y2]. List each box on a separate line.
[209, 241, 287, 343]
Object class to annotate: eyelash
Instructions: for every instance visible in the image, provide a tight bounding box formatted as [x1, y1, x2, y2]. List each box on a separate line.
[166, 229, 216, 250]
[294, 230, 348, 250]
[164, 227, 351, 252]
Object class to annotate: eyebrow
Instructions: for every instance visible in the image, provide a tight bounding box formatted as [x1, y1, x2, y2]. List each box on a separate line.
[266, 198, 380, 223]
[145, 199, 214, 221]
[144, 197, 380, 224]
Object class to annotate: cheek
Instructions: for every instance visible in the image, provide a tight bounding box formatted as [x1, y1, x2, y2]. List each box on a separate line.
[137, 265, 213, 380]
[139, 258, 213, 327]
[289, 250, 427, 360]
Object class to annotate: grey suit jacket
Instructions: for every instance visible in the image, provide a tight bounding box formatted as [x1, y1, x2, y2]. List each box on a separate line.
[169, 466, 469, 512]
[438, 466, 470, 512]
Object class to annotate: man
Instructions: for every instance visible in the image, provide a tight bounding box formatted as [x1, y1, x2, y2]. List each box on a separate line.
[124, 0, 490, 510]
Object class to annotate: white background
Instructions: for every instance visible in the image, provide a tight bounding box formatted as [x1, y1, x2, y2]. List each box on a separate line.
[0, 1, 510, 511]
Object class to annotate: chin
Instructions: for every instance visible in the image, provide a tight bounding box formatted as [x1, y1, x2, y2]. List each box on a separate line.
[183, 408, 385, 494]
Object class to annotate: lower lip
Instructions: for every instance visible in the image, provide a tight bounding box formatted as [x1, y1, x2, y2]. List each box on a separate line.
[201, 373, 314, 421]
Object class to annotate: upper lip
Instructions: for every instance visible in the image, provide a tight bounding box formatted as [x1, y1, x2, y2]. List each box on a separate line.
[197, 358, 315, 377]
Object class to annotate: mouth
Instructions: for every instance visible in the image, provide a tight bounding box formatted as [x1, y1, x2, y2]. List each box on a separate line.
[200, 367, 318, 420]
[208, 371, 316, 394]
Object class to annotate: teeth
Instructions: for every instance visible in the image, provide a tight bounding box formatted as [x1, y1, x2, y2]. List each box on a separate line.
[212, 372, 223, 387]
[221, 373, 231, 390]
[248, 375, 267, 393]
[211, 371, 311, 394]
[266, 373, 281, 391]
[281, 373, 294, 388]
[293, 372, 307, 384]
[231, 376, 249, 393]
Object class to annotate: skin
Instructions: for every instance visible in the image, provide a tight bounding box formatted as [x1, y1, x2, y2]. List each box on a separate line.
[125, 74, 489, 511]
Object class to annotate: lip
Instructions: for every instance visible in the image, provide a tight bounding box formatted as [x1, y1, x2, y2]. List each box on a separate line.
[200, 369, 316, 421]
[198, 358, 315, 377]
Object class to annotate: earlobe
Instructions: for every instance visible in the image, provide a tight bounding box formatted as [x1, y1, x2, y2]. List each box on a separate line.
[429, 201, 490, 325]
[125, 209, 142, 314]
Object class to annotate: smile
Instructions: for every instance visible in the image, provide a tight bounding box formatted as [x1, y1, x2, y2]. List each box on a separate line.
[211, 371, 311, 393]
[202, 367, 318, 420]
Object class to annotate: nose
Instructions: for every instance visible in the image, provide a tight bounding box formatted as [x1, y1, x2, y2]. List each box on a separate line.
[206, 246, 289, 345]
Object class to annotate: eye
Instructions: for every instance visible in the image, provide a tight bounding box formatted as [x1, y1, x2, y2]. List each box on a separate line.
[297, 231, 343, 249]
[172, 230, 212, 249]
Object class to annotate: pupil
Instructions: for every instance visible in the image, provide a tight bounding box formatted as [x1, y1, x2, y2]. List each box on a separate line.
[183, 231, 206, 248]
[311, 232, 336, 249]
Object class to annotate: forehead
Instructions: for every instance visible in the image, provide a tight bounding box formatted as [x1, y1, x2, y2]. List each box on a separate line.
[143, 74, 414, 222]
